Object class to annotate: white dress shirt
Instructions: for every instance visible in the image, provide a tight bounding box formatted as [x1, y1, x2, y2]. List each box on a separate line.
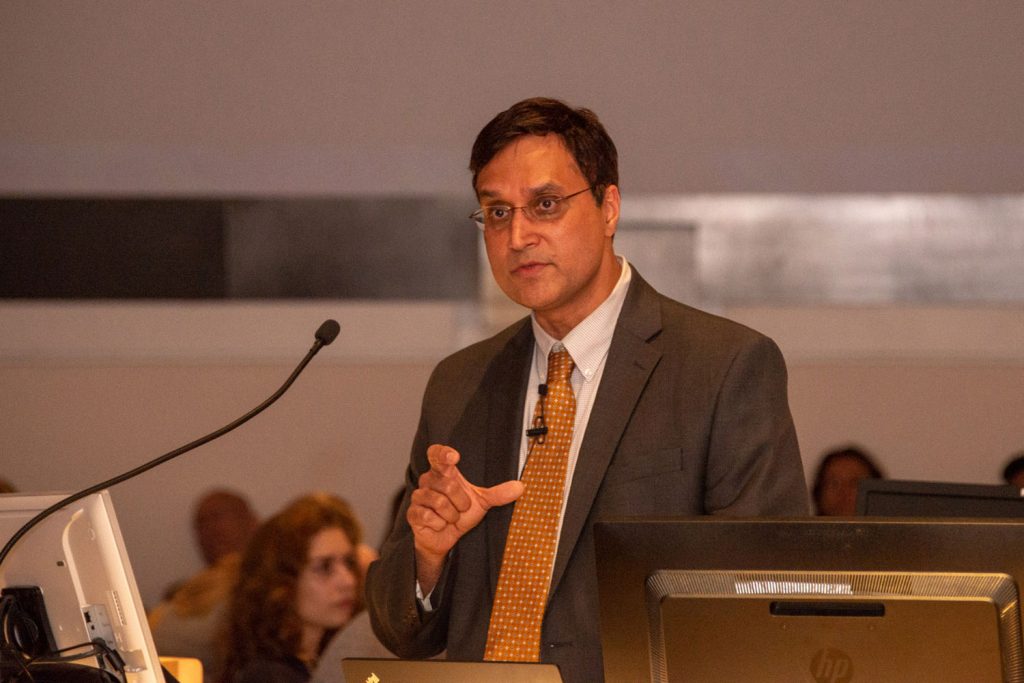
[520, 257, 632, 542]
[418, 257, 632, 608]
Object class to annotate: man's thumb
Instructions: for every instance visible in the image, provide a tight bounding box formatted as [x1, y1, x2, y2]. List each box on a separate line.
[480, 479, 524, 509]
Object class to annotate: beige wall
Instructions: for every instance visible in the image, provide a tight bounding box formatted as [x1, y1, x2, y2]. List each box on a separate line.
[2, 2, 1022, 195]
[789, 361, 1024, 481]
[3, 302, 1023, 607]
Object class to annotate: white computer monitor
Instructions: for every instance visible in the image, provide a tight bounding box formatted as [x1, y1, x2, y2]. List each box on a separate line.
[0, 490, 165, 682]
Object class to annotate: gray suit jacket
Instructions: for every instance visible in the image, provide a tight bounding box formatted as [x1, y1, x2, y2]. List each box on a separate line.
[366, 272, 808, 683]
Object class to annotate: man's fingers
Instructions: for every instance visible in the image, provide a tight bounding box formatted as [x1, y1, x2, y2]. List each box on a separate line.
[410, 486, 462, 524]
[422, 445, 472, 513]
[479, 479, 525, 509]
[427, 444, 460, 473]
[412, 446, 518, 552]
[407, 502, 450, 532]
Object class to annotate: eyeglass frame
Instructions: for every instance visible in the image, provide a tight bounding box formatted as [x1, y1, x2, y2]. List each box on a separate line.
[468, 185, 597, 231]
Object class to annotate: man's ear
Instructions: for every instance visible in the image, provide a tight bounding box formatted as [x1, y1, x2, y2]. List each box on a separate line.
[602, 184, 620, 237]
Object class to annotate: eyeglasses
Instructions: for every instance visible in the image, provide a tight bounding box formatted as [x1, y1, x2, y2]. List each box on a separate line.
[469, 186, 594, 232]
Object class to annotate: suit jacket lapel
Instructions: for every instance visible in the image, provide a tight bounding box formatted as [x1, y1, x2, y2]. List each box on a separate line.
[482, 320, 534, 594]
[549, 273, 664, 595]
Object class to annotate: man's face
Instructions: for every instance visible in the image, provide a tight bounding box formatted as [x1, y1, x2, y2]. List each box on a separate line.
[475, 134, 620, 337]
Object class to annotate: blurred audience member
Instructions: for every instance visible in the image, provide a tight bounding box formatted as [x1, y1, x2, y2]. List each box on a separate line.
[193, 488, 259, 567]
[150, 554, 240, 680]
[1002, 452, 1024, 488]
[220, 492, 364, 683]
[310, 489, 413, 682]
[149, 488, 258, 680]
[310, 488, 404, 683]
[309, 610, 394, 683]
[812, 446, 885, 516]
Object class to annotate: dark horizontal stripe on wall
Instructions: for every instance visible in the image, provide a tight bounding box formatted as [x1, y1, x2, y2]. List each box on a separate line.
[0, 197, 478, 300]
[1, 199, 226, 299]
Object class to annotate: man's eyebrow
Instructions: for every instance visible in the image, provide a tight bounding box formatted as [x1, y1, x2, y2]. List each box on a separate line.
[477, 182, 563, 201]
[529, 182, 563, 195]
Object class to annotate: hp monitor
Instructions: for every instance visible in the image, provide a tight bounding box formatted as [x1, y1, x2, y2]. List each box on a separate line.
[595, 517, 1024, 682]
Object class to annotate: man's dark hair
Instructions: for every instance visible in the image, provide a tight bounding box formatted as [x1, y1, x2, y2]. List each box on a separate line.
[469, 97, 618, 204]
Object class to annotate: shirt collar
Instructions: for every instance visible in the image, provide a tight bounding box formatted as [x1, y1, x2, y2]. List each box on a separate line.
[531, 257, 633, 382]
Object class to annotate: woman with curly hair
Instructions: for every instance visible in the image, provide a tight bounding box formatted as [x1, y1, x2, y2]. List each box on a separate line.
[220, 492, 363, 683]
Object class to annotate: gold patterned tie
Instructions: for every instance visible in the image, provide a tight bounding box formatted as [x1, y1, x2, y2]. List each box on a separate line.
[484, 347, 576, 662]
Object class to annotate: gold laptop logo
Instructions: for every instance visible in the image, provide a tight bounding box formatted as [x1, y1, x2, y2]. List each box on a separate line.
[811, 648, 853, 683]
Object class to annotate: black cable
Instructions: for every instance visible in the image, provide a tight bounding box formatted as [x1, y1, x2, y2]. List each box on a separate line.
[24, 639, 126, 683]
[0, 595, 25, 657]
[525, 383, 549, 443]
[0, 594, 12, 645]
[1, 646, 32, 681]
[518, 383, 551, 481]
[0, 624, 34, 683]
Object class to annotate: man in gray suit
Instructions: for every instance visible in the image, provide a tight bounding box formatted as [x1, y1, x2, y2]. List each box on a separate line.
[366, 97, 808, 683]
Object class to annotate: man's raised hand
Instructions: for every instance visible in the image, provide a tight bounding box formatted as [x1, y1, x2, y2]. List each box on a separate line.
[408, 444, 523, 592]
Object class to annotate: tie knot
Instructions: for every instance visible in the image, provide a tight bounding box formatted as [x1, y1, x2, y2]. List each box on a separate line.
[547, 348, 574, 384]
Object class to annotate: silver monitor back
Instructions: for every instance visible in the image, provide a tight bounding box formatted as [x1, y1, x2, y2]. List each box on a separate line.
[595, 518, 1024, 682]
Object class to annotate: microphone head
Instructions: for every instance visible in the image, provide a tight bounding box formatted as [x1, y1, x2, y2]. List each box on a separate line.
[315, 319, 341, 346]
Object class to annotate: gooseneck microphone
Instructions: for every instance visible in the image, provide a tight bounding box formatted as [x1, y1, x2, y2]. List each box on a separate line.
[0, 319, 340, 570]
[315, 318, 341, 347]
